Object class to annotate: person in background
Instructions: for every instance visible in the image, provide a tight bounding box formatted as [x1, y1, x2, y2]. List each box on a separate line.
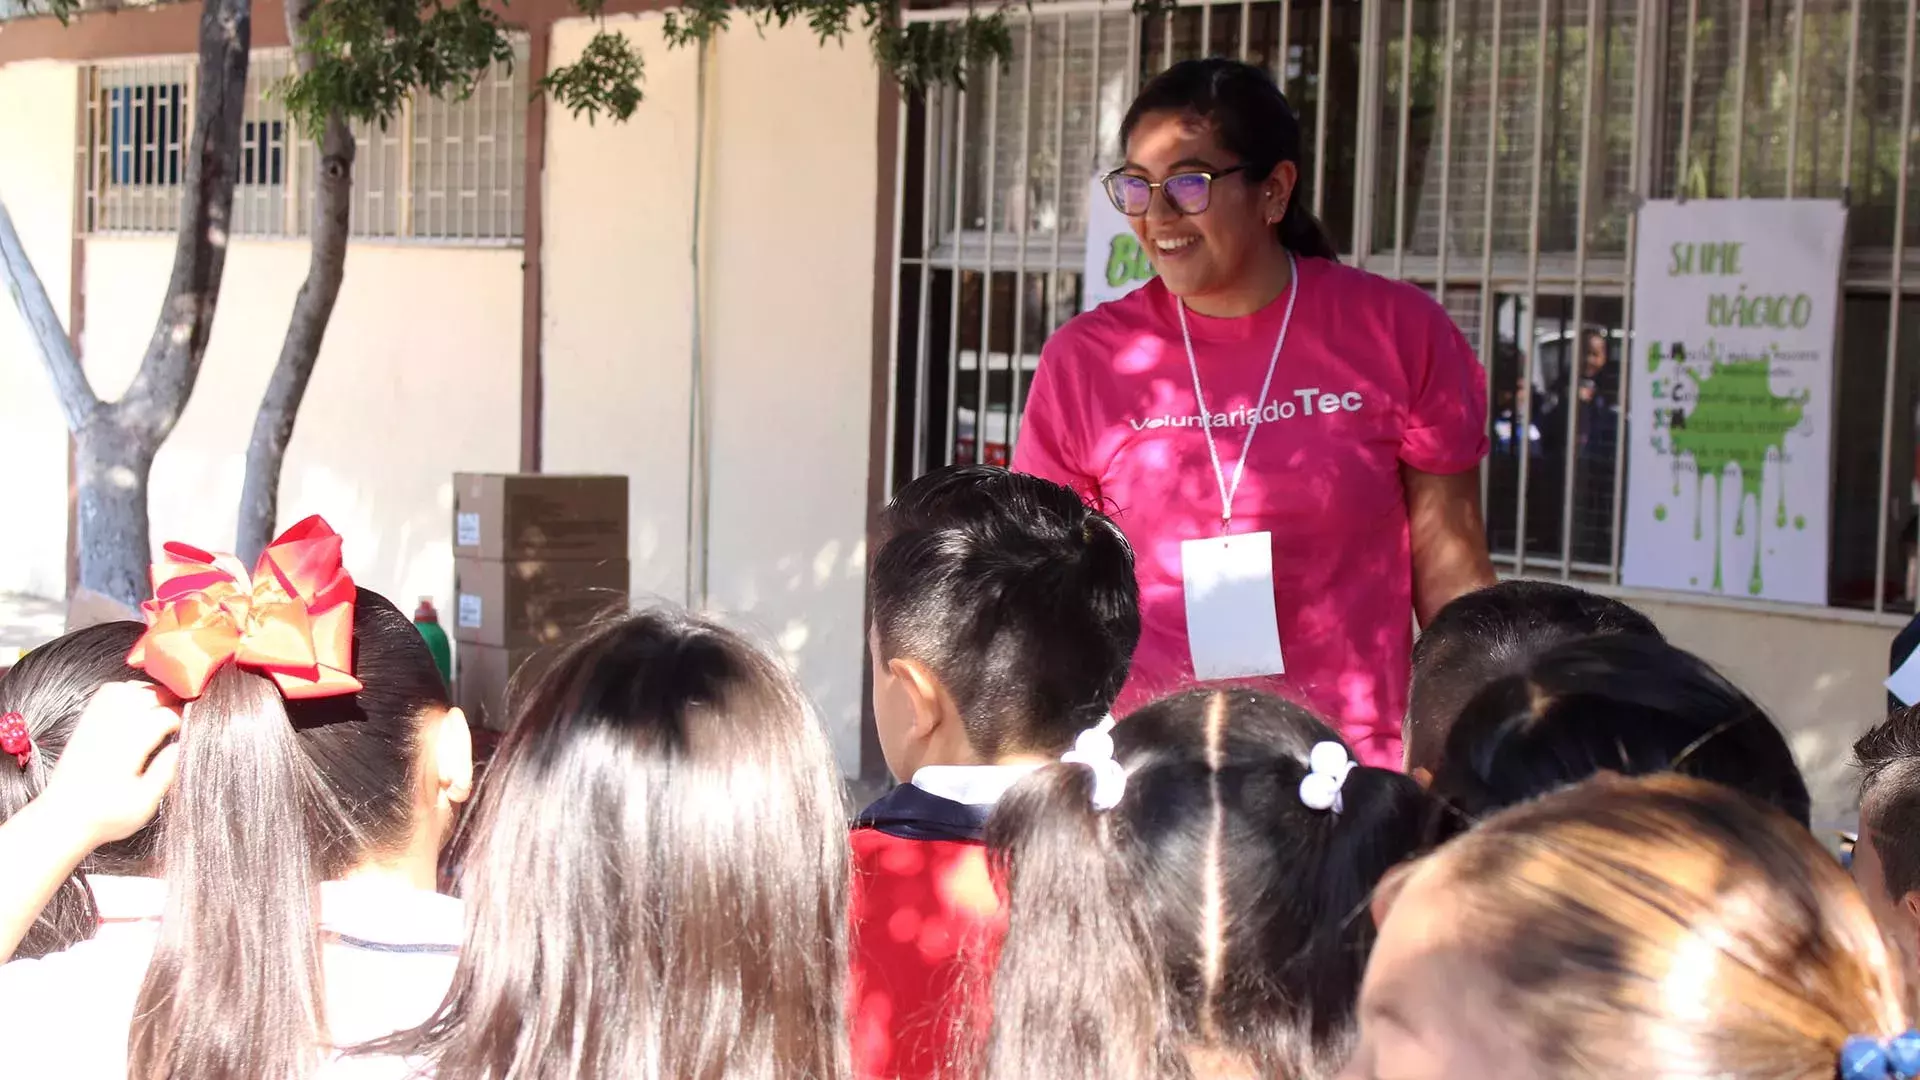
[1341, 774, 1911, 1080]
[1425, 635, 1810, 841]
[379, 607, 850, 1079]
[852, 464, 1141, 1080]
[0, 621, 161, 958]
[1404, 580, 1662, 782]
[0, 518, 475, 1080]
[1853, 708, 1920, 986]
[976, 689, 1432, 1080]
[1015, 58, 1492, 768]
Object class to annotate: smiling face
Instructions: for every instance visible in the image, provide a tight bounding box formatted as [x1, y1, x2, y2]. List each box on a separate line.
[1119, 109, 1295, 310]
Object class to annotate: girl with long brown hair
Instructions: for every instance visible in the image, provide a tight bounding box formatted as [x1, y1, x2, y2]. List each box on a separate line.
[1343, 772, 1917, 1080]
[0, 518, 475, 1080]
[380, 606, 850, 1079]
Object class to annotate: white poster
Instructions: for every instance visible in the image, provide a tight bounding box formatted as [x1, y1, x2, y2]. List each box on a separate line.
[1081, 176, 1156, 311]
[1621, 199, 1846, 605]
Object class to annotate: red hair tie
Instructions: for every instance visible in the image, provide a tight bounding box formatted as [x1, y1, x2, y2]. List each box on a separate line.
[126, 515, 363, 702]
[0, 712, 31, 769]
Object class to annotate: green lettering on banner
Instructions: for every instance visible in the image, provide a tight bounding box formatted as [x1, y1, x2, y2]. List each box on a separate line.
[1105, 234, 1154, 289]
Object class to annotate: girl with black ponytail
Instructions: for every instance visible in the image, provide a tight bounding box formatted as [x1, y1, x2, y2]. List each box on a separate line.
[1014, 58, 1495, 769]
[974, 689, 1433, 1080]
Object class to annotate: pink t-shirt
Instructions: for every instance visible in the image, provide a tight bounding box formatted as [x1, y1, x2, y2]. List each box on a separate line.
[1012, 257, 1487, 767]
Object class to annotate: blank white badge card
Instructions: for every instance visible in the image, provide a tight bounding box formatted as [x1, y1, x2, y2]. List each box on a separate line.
[1181, 531, 1286, 681]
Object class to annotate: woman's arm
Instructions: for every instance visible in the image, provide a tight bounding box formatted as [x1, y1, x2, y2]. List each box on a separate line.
[0, 683, 180, 963]
[1404, 465, 1496, 627]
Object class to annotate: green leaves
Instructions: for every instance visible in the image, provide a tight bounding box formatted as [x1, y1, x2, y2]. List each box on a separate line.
[279, 0, 515, 135]
[869, 13, 1014, 92]
[541, 29, 645, 123]
[272, 0, 1175, 135]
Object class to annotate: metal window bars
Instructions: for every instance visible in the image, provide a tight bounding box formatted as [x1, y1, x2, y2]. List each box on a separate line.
[81, 37, 529, 243]
[890, 0, 1920, 617]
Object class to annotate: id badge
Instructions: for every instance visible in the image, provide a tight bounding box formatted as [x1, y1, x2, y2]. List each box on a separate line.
[1181, 531, 1286, 681]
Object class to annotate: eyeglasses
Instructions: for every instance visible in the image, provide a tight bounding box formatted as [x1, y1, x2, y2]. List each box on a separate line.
[1102, 165, 1250, 217]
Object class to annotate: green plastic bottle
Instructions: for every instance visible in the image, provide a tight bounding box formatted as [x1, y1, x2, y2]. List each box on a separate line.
[413, 597, 453, 686]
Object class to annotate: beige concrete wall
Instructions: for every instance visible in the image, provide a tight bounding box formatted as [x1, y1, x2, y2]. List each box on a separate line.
[1638, 597, 1897, 832]
[541, 14, 699, 608]
[81, 237, 523, 619]
[701, 28, 878, 775]
[0, 61, 79, 600]
[542, 16, 879, 772]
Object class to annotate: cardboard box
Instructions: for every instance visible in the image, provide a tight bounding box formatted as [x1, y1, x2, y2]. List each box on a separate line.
[453, 474, 629, 562]
[453, 557, 630, 649]
[455, 643, 563, 732]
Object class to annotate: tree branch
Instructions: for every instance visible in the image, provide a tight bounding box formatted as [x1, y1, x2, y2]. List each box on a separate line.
[0, 192, 97, 432]
[112, 0, 251, 448]
[236, 0, 353, 563]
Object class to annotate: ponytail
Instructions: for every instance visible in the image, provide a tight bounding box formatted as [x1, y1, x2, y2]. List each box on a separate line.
[124, 586, 446, 1080]
[1289, 763, 1430, 1060]
[129, 667, 330, 1080]
[1277, 202, 1340, 262]
[978, 763, 1172, 1080]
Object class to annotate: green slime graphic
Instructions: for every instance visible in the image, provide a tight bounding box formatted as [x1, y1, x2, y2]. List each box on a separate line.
[1667, 358, 1804, 595]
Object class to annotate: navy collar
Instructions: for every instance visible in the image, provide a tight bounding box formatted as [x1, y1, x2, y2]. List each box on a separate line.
[855, 783, 992, 843]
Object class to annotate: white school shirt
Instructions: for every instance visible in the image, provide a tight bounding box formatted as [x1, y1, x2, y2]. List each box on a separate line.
[0, 874, 460, 1079]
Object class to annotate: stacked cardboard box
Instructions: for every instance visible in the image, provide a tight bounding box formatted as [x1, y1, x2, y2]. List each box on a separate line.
[452, 474, 629, 730]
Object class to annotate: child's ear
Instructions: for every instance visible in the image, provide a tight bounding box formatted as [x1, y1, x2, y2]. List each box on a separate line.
[888, 657, 951, 742]
[435, 707, 476, 807]
[1411, 766, 1434, 789]
[1900, 890, 1920, 939]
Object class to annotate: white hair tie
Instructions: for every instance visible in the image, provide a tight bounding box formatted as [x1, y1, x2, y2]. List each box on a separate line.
[1060, 715, 1127, 811]
[1298, 741, 1355, 814]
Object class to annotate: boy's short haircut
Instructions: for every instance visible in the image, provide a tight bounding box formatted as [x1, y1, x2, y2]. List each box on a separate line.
[1856, 708, 1920, 902]
[1406, 580, 1662, 774]
[870, 466, 1141, 758]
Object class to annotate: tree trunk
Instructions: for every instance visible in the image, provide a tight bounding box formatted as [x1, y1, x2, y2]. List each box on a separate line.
[236, 112, 353, 563]
[73, 416, 158, 607]
[2, 0, 249, 608]
[0, 197, 93, 434]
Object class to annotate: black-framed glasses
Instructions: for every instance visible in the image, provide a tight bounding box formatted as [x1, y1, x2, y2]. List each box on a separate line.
[1102, 165, 1250, 217]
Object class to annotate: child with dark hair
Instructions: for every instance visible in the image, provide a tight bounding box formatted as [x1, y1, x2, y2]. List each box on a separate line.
[1852, 707, 1920, 983]
[978, 689, 1433, 1080]
[0, 519, 475, 1080]
[853, 464, 1141, 1080]
[381, 607, 851, 1079]
[1405, 579, 1662, 779]
[1427, 634, 1810, 842]
[0, 621, 159, 958]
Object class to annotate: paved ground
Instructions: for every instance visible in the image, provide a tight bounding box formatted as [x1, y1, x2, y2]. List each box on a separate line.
[0, 593, 64, 666]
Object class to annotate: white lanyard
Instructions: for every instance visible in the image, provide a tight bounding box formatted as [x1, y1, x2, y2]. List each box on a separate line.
[1175, 251, 1299, 528]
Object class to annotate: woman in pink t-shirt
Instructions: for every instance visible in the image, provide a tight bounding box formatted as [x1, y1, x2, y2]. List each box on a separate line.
[1013, 59, 1494, 768]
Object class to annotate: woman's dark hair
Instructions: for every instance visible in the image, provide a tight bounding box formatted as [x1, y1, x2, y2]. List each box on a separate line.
[1427, 634, 1810, 843]
[127, 587, 451, 1080]
[1405, 580, 1663, 774]
[383, 607, 849, 1079]
[0, 621, 155, 958]
[977, 689, 1432, 1080]
[871, 464, 1141, 757]
[1122, 58, 1340, 261]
